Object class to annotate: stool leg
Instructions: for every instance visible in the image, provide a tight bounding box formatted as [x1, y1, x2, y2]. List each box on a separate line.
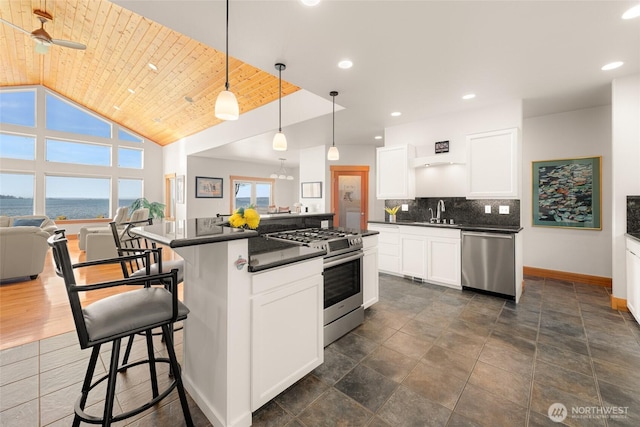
[121, 334, 135, 368]
[73, 345, 101, 427]
[162, 324, 194, 426]
[103, 338, 121, 427]
[145, 330, 159, 398]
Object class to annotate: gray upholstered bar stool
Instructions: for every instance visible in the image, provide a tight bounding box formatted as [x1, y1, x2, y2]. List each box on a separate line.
[48, 230, 193, 426]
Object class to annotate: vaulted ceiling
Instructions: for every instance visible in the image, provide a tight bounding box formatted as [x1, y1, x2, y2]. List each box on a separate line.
[0, 0, 300, 145]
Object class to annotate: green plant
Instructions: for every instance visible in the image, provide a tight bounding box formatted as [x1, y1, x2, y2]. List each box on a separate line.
[129, 197, 165, 219]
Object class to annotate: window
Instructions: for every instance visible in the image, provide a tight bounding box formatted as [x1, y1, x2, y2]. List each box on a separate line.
[46, 139, 111, 166]
[118, 128, 143, 143]
[0, 173, 34, 216]
[118, 147, 143, 169]
[231, 176, 273, 212]
[45, 176, 111, 220]
[118, 178, 143, 210]
[0, 90, 35, 127]
[0, 133, 35, 160]
[46, 93, 111, 138]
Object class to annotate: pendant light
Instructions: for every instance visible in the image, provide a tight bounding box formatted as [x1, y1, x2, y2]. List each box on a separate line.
[270, 158, 294, 180]
[327, 91, 339, 161]
[273, 63, 287, 151]
[215, 0, 239, 120]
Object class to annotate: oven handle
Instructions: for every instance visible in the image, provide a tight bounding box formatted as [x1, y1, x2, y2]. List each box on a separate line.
[323, 251, 364, 269]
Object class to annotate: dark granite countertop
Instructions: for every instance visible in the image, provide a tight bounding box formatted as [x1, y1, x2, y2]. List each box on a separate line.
[368, 220, 523, 234]
[247, 236, 325, 272]
[626, 233, 640, 244]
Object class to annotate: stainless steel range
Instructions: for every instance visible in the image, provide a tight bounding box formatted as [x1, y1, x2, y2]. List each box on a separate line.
[266, 228, 364, 346]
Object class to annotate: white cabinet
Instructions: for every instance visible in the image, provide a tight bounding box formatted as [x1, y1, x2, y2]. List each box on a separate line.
[427, 236, 461, 287]
[626, 237, 640, 322]
[251, 258, 324, 409]
[400, 232, 427, 279]
[363, 235, 379, 308]
[367, 223, 400, 274]
[467, 128, 519, 199]
[376, 145, 415, 199]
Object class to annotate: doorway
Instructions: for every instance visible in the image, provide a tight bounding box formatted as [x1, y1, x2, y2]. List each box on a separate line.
[330, 166, 369, 230]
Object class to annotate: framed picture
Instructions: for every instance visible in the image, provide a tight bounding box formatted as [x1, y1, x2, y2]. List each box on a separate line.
[301, 182, 322, 198]
[176, 175, 185, 204]
[532, 156, 601, 230]
[196, 176, 223, 198]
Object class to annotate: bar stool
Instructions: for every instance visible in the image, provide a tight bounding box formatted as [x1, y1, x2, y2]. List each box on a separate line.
[48, 230, 194, 426]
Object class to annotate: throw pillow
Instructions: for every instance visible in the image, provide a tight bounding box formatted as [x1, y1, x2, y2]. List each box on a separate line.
[13, 218, 45, 227]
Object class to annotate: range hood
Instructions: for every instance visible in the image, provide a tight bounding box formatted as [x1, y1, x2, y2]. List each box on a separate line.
[412, 152, 466, 168]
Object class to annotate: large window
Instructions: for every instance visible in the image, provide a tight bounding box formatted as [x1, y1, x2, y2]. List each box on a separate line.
[46, 93, 111, 137]
[118, 147, 143, 169]
[46, 139, 111, 166]
[118, 129, 142, 143]
[45, 176, 111, 220]
[0, 133, 35, 160]
[118, 178, 143, 209]
[0, 173, 34, 216]
[0, 90, 35, 127]
[231, 177, 273, 212]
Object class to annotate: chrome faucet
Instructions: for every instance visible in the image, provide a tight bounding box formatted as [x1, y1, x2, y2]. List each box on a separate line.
[437, 200, 446, 223]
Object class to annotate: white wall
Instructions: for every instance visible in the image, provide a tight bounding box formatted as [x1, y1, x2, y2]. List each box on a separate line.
[163, 139, 188, 221]
[522, 105, 612, 278]
[384, 100, 523, 197]
[612, 73, 640, 298]
[185, 155, 298, 219]
[299, 146, 327, 213]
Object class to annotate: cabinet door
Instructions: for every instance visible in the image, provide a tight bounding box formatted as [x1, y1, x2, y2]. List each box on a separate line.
[363, 246, 379, 308]
[251, 274, 323, 409]
[467, 128, 519, 198]
[368, 224, 400, 274]
[400, 235, 426, 279]
[376, 145, 415, 199]
[427, 237, 461, 288]
[627, 248, 640, 322]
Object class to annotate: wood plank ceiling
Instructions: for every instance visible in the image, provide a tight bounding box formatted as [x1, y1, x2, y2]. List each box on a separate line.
[0, 0, 300, 146]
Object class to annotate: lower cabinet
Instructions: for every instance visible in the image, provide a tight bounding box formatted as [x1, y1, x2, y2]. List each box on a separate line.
[400, 233, 427, 279]
[627, 237, 640, 322]
[363, 235, 379, 308]
[427, 236, 461, 287]
[250, 258, 324, 410]
[367, 223, 400, 274]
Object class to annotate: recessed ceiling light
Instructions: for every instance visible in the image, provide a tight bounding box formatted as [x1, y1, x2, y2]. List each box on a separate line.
[601, 61, 624, 71]
[300, 0, 321, 6]
[153, 118, 162, 123]
[622, 4, 640, 19]
[184, 96, 194, 103]
[391, 112, 401, 117]
[338, 59, 353, 69]
[127, 88, 135, 94]
[114, 105, 121, 111]
[462, 93, 476, 100]
[148, 63, 158, 71]
[374, 135, 383, 140]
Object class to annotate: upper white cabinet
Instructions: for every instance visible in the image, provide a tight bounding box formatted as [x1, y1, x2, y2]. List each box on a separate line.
[466, 128, 520, 199]
[376, 145, 415, 199]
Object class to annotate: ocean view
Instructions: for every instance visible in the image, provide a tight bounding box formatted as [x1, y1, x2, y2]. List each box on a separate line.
[0, 198, 137, 219]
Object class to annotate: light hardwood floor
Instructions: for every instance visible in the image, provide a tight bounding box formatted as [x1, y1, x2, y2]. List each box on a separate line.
[0, 237, 183, 351]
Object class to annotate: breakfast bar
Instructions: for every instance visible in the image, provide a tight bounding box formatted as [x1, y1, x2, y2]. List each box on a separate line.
[133, 219, 326, 427]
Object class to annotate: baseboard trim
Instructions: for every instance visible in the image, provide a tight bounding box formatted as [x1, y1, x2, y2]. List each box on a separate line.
[523, 266, 612, 287]
[611, 296, 628, 311]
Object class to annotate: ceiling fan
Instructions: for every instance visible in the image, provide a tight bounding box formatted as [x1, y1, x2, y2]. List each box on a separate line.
[0, 9, 86, 54]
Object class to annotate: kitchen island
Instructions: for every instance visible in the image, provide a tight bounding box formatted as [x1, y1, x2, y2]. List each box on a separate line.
[133, 219, 326, 427]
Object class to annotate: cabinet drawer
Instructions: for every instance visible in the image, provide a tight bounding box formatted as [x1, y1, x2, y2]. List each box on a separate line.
[252, 258, 323, 295]
[627, 237, 640, 255]
[379, 243, 400, 257]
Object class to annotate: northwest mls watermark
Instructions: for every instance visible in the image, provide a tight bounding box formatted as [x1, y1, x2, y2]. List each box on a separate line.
[548, 403, 629, 422]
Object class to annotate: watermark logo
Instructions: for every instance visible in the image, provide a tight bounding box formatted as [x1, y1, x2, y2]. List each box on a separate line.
[548, 403, 567, 422]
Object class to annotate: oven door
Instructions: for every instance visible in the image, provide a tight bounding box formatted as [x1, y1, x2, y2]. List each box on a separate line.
[323, 250, 363, 325]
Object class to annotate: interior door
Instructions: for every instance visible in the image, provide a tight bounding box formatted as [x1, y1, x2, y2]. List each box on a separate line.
[330, 166, 369, 230]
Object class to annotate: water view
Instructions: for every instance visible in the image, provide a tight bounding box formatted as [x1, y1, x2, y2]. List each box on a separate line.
[0, 197, 137, 219]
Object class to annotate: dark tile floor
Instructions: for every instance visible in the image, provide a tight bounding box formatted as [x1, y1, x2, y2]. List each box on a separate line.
[2, 274, 640, 426]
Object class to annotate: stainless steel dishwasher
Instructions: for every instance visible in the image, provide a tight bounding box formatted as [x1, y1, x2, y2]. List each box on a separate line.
[461, 231, 515, 297]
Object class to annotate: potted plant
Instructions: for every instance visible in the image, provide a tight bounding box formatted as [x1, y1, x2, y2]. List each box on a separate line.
[385, 206, 400, 223]
[129, 197, 165, 219]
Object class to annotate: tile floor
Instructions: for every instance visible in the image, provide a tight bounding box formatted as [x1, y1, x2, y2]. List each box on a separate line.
[2, 274, 640, 426]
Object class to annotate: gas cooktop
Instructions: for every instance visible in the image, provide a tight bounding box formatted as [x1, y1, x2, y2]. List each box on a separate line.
[265, 228, 362, 257]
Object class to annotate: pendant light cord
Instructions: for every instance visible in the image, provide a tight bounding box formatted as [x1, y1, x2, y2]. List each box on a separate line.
[225, 0, 230, 91]
[278, 66, 282, 132]
[332, 93, 336, 147]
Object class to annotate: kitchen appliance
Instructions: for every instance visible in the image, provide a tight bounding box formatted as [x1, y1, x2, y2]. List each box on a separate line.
[461, 230, 515, 298]
[266, 228, 364, 345]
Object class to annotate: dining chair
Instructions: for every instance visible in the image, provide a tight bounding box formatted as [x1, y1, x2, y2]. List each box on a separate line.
[47, 230, 193, 426]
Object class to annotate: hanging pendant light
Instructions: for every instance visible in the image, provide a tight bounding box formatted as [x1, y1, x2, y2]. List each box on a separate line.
[273, 63, 287, 151]
[270, 158, 294, 180]
[215, 0, 239, 120]
[327, 91, 339, 161]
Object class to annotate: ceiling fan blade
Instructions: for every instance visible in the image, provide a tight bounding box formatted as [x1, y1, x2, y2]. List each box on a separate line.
[51, 39, 86, 50]
[0, 17, 32, 36]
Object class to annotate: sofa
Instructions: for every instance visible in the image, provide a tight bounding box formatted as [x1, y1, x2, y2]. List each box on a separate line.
[0, 215, 58, 281]
[78, 206, 129, 251]
[82, 208, 149, 261]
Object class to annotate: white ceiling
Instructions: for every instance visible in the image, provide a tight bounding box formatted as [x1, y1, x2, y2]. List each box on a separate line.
[115, 0, 640, 165]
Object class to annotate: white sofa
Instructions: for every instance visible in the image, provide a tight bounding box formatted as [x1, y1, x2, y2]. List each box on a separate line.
[83, 208, 149, 261]
[0, 215, 57, 281]
[78, 207, 129, 251]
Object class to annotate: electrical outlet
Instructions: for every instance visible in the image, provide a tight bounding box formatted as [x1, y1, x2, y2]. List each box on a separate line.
[499, 205, 509, 214]
[401, 204, 409, 211]
[485, 205, 491, 214]
[320, 220, 329, 228]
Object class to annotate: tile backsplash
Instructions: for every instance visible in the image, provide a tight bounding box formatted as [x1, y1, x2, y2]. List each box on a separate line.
[384, 197, 520, 227]
[628, 196, 640, 233]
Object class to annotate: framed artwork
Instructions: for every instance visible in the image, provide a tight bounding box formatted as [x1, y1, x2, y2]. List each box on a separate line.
[301, 182, 322, 198]
[532, 156, 601, 230]
[176, 175, 185, 204]
[196, 176, 223, 198]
